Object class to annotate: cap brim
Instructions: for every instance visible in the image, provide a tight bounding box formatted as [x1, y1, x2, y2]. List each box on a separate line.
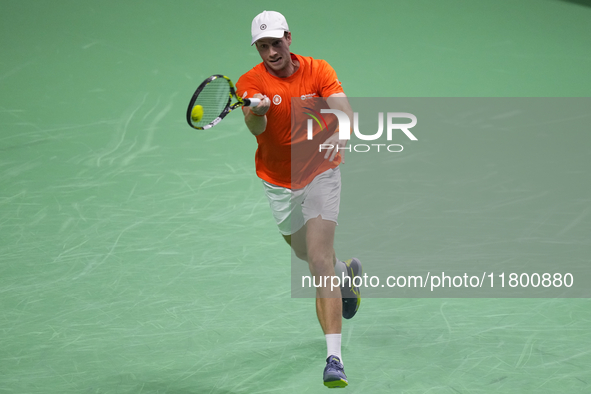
[251, 29, 285, 46]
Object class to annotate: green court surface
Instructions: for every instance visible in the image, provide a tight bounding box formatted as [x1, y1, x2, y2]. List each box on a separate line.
[1, 1, 590, 393]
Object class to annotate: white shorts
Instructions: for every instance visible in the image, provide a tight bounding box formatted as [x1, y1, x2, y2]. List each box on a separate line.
[262, 167, 341, 236]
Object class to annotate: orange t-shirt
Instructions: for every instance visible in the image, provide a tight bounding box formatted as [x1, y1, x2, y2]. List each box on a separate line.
[236, 53, 344, 189]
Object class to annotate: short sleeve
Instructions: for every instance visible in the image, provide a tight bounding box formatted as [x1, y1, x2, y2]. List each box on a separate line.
[236, 70, 261, 101]
[316, 60, 344, 98]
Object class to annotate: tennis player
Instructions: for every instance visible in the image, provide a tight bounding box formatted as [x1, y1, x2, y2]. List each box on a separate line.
[236, 10, 362, 389]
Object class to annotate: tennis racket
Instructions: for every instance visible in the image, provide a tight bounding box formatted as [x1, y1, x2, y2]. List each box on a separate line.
[186, 74, 261, 130]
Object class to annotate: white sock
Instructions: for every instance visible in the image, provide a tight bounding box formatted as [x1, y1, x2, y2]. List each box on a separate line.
[325, 333, 342, 362]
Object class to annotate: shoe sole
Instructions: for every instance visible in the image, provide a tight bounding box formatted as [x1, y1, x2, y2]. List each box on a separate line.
[324, 378, 348, 388]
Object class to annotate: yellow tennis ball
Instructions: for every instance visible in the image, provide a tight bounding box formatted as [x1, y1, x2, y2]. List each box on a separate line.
[191, 105, 204, 122]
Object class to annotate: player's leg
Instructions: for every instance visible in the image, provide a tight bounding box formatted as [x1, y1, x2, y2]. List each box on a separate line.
[300, 166, 361, 321]
[282, 225, 307, 262]
[284, 222, 342, 335]
[300, 167, 350, 388]
[306, 217, 349, 388]
[285, 229, 361, 320]
[263, 171, 351, 387]
[285, 219, 344, 334]
[305, 215, 341, 334]
[288, 215, 348, 388]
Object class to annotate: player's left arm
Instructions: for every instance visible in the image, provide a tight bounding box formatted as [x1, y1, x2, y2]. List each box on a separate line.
[324, 92, 354, 162]
[326, 92, 354, 126]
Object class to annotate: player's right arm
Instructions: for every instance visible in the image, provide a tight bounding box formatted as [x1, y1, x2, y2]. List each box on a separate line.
[236, 73, 270, 136]
[242, 93, 270, 136]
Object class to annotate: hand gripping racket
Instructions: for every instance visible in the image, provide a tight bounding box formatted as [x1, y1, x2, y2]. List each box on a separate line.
[186, 74, 261, 130]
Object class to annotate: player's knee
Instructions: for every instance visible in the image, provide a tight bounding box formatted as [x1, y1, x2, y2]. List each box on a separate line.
[292, 249, 308, 262]
[297, 251, 309, 261]
[284, 234, 308, 261]
[307, 251, 335, 276]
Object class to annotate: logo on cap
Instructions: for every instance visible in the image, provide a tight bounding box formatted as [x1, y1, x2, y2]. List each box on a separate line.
[260, 24, 267, 30]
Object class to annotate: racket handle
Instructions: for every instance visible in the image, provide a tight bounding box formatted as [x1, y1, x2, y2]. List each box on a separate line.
[243, 98, 261, 107]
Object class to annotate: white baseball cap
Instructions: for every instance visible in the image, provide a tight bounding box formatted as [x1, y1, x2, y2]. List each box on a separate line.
[251, 10, 289, 46]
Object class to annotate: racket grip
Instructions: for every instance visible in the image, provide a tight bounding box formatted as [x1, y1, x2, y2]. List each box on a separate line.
[243, 98, 261, 107]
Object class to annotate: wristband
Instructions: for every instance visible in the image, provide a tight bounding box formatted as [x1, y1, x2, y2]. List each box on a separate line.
[250, 111, 265, 117]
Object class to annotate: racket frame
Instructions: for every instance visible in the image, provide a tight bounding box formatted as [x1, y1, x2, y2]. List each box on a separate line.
[186, 74, 257, 130]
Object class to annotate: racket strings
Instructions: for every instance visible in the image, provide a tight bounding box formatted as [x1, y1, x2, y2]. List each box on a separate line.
[193, 78, 232, 126]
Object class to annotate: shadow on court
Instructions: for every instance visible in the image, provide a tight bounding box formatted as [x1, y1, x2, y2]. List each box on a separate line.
[106, 340, 322, 393]
[109, 373, 239, 394]
[559, 0, 591, 7]
[128, 385, 238, 394]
